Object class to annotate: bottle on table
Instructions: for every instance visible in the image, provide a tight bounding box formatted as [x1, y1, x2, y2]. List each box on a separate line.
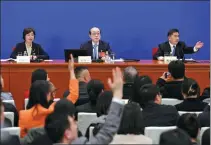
[23, 51, 27, 56]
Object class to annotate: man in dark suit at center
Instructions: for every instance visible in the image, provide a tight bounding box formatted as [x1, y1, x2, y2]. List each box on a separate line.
[153, 28, 204, 60]
[80, 27, 112, 60]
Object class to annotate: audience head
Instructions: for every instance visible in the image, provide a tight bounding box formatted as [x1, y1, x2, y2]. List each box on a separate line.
[31, 69, 49, 84]
[177, 113, 200, 142]
[89, 27, 101, 43]
[168, 60, 185, 80]
[87, 79, 104, 105]
[139, 84, 161, 108]
[182, 78, 200, 99]
[45, 112, 78, 144]
[159, 128, 192, 145]
[118, 102, 145, 135]
[202, 128, 210, 145]
[27, 80, 52, 110]
[167, 28, 179, 45]
[123, 66, 138, 84]
[0, 98, 4, 126]
[96, 91, 113, 117]
[75, 66, 91, 83]
[23, 27, 36, 44]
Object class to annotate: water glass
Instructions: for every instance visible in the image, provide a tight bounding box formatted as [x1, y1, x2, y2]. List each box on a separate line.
[110, 52, 115, 60]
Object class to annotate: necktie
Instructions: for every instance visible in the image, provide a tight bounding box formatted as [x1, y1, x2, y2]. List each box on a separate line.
[172, 45, 176, 56]
[93, 44, 98, 59]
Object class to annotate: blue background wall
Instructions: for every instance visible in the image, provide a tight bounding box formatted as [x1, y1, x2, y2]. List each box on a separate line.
[1, 1, 210, 59]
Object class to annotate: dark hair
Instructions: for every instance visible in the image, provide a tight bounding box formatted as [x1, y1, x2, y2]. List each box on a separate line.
[45, 112, 70, 143]
[123, 66, 138, 83]
[74, 66, 88, 79]
[177, 113, 200, 139]
[27, 80, 51, 110]
[182, 78, 200, 98]
[23, 27, 36, 40]
[159, 128, 192, 145]
[89, 27, 101, 35]
[167, 29, 179, 37]
[202, 128, 210, 145]
[87, 80, 104, 105]
[31, 69, 48, 84]
[118, 102, 144, 135]
[168, 60, 185, 79]
[138, 84, 160, 108]
[96, 91, 113, 117]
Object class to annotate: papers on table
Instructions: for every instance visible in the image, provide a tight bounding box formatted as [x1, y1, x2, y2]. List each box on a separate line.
[1, 58, 16, 62]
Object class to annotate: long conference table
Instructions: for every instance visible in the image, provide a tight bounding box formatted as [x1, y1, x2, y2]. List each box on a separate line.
[1, 60, 210, 111]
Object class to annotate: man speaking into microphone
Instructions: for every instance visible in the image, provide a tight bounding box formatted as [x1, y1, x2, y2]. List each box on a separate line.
[80, 27, 112, 60]
[153, 28, 204, 60]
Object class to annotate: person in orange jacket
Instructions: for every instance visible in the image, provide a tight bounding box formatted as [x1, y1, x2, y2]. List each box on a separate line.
[19, 55, 79, 137]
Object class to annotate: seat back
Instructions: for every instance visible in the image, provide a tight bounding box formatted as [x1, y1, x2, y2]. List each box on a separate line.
[198, 127, 210, 144]
[161, 98, 183, 106]
[4, 112, 14, 127]
[78, 112, 97, 135]
[122, 99, 128, 104]
[89, 126, 94, 139]
[152, 47, 158, 58]
[3, 100, 15, 107]
[145, 126, 176, 144]
[178, 111, 202, 116]
[1, 127, 20, 138]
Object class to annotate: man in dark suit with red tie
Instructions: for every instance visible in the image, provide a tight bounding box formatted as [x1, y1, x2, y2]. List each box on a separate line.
[153, 28, 204, 60]
[80, 27, 112, 60]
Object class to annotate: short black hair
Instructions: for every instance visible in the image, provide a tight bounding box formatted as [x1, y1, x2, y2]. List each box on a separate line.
[159, 128, 192, 145]
[202, 128, 210, 145]
[87, 80, 104, 105]
[168, 60, 185, 79]
[182, 78, 200, 97]
[31, 69, 48, 84]
[123, 66, 138, 83]
[118, 102, 144, 135]
[167, 28, 179, 37]
[74, 66, 88, 79]
[23, 27, 36, 40]
[96, 91, 113, 117]
[89, 27, 101, 35]
[177, 113, 200, 139]
[45, 112, 70, 143]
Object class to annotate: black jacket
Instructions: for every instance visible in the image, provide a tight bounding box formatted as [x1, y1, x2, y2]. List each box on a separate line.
[76, 102, 97, 113]
[198, 105, 210, 127]
[142, 102, 179, 127]
[175, 98, 208, 111]
[80, 40, 111, 59]
[10, 42, 49, 60]
[153, 41, 196, 60]
[3, 102, 19, 127]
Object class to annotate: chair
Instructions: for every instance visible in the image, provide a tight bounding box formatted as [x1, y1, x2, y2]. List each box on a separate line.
[198, 127, 210, 144]
[3, 100, 15, 107]
[78, 112, 97, 136]
[178, 111, 202, 116]
[1, 127, 20, 138]
[152, 47, 158, 59]
[203, 98, 210, 104]
[89, 126, 94, 139]
[145, 126, 176, 144]
[161, 98, 183, 106]
[4, 112, 14, 127]
[122, 99, 128, 104]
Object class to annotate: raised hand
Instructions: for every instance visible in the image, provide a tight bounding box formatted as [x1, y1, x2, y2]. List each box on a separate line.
[194, 41, 204, 49]
[68, 54, 76, 79]
[108, 67, 123, 99]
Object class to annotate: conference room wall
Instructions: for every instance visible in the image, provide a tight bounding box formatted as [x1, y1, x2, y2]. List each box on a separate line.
[1, 1, 210, 60]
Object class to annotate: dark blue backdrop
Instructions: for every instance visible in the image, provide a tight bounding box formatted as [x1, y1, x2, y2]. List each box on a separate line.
[1, 1, 210, 59]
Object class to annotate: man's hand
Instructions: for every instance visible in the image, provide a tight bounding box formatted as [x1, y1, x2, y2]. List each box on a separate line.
[68, 54, 76, 79]
[108, 67, 123, 99]
[194, 41, 204, 49]
[160, 72, 172, 82]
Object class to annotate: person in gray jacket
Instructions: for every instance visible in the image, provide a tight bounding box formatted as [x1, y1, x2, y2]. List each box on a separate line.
[45, 67, 124, 145]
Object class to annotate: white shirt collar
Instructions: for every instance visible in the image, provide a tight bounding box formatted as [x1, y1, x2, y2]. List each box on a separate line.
[92, 41, 99, 46]
[169, 42, 176, 48]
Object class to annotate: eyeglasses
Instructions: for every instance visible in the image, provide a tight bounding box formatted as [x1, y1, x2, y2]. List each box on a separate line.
[91, 33, 100, 36]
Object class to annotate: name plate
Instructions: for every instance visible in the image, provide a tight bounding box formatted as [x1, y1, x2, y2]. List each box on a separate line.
[78, 56, 92, 63]
[17, 56, 30, 63]
[164, 56, 177, 63]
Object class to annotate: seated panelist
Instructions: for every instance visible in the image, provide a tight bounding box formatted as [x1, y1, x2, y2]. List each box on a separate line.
[153, 28, 203, 60]
[10, 27, 49, 60]
[80, 27, 112, 60]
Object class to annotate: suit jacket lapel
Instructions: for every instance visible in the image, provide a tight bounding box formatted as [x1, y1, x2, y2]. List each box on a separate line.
[88, 41, 93, 57]
[166, 42, 171, 53]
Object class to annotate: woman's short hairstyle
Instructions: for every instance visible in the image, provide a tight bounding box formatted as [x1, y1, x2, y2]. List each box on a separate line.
[23, 27, 36, 40]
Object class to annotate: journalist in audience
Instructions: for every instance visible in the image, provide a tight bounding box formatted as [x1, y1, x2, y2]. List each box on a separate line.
[19, 55, 79, 137]
[139, 84, 179, 127]
[198, 104, 210, 127]
[157, 60, 186, 100]
[123, 66, 138, 99]
[177, 113, 200, 145]
[175, 78, 207, 111]
[45, 67, 125, 144]
[110, 102, 152, 144]
[77, 79, 104, 113]
[63, 66, 91, 106]
[24, 68, 50, 98]
[159, 128, 192, 145]
[202, 128, 210, 145]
